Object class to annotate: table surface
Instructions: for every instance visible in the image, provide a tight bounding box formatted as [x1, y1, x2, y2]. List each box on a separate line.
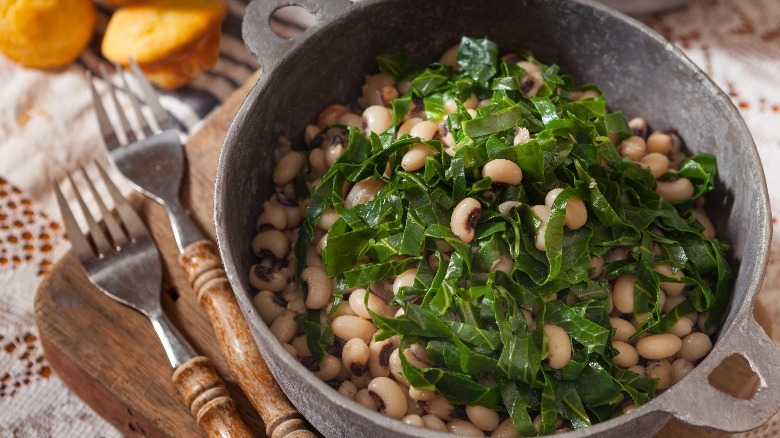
[2, 0, 780, 436]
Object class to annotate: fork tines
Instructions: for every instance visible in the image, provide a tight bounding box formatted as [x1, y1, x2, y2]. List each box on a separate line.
[87, 59, 175, 150]
[54, 163, 147, 258]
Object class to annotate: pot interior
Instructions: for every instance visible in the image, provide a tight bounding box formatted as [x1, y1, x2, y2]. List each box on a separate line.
[216, 0, 768, 436]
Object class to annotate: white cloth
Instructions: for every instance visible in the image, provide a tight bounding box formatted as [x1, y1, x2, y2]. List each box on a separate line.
[1, 0, 780, 436]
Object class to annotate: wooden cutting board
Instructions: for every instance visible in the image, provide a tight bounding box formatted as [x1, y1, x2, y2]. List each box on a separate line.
[33, 70, 772, 437]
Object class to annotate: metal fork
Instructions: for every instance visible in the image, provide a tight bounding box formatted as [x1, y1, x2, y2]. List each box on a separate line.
[88, 63, 312, 438]
[53, 163, 253, 437]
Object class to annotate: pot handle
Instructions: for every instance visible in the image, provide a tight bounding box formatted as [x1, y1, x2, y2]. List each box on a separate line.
[242, 0, 353, 72]
[662, 315, 780, 431]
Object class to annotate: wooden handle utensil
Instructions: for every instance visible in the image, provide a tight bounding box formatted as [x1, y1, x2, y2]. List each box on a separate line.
[180, 240, 314, 438]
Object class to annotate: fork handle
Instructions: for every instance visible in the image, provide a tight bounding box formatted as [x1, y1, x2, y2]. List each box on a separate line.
[172, 356, 255, 438]
[179, 240, 315, 438]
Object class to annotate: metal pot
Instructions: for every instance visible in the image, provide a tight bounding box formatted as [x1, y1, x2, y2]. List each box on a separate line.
[215, 0, 779, 436]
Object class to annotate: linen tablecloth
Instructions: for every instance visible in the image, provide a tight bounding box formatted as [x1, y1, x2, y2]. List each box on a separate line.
[1, 0, 779, 436]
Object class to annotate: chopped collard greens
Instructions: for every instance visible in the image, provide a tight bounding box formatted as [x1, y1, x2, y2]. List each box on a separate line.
[259, 36, 732, 434]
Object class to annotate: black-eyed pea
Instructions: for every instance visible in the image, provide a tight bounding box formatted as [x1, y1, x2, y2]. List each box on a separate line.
[313, 354, 342, 381]
[544, 324, 572, 369]
[307, 148, 327, 178]
[620, 136, 647, 161]
[327, 300, 357, 320]
[604, 247, 630, 263]
[409, 387, 437, 401]
[678, 332, 712, 362]
[492, 417, 521, 438]
[362, 105, 393, 135]
[451, 197, 481, 243]
[443, 99, 459, 114]
[304, 124, 319, 145]
[331, 315, 376, 345]
[669, 317, 694, 338]
[695, 208, 716, 238]
[397, 117, 422, 138]
[273, 151, 304, 186]
[368, 376, 408, 419]
[628, 117, 648, 139]
[491, 254, 514, 275]
[610, 317, 636, 343]
[622, 402, 640, 414]
[425, 395, 457, 421]
[641, 152, 670, 179]
[342, 338, 370, 376]
[392, 268, 417, 293]
[389, 349, 409, 386]
[338, 380, 358, 399]
[653, 264, 685, 296]
[439, 43, 460, 68]
[513, 127, 531, 145]
[301, 266, 332, 310]
[663, 294, 686, 313]
[612, 341, 640, 368]
[517, 61, 543, 97]
[253, 290, 287, 324]
[256, 201, 286, 230]
[269, 310, 297, 343]
[345, 177, 385, 209]
[360, 72, 395, 107]
[587, 256, 604, 278]
[613, 273, 636, 314]
[291, 335, 312, 358]
[463, 93, 479, 110]
[281, 343, 298, 358]
[324, 141, 345, 168]
[422, 414, 448, 432]
[252, 229, 288, 259]
[349, 288, 387, 319]
[356, 388, 379, 411]
[672, 358, 695, 383]
[483, 159, 523, 185]
[351, 371, 373, 390]
[368, 338, 394, 378]
[647, 131, 673, 154]
[315, 234, 327, 256]
[532, 204, 551, 251]
[317, 104, 348, 128]
[545, 188, 588, 230]
[447, 420, 483, 436]
[656, 178, 695, 202]
[287, 297, 306, 314]
[402, 414, 425, 428]
[697, 312, 717, 335]
[466, 405, 500, 432]
[338, 112, 362, 128]
[628, 365, 646, 376]
[636, 334, 682, 360]
[405, 344, 431, 367]
[401, 143, 435, 172]
[646, 359, 674, 391]
[410, 120, 439, 141]
[381, 85, 399, 105]
[317, 208, 340, 231]
[249, 264, 288, 292]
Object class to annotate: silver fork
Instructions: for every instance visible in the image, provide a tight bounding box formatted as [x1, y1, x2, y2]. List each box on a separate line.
[88, 63, 312, 437]
[53, 163, 253, 437]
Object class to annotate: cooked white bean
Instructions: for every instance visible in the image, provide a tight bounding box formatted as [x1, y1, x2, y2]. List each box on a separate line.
[646, 359, 674, 391]
[422, 414, 448, 432]
[253, 290, 287, 325]
[439, 43, 460, 68]
[273, 151, 305, 186]
[397, 117, 422, 138]
[663, 294, 686, 313]
[343, 338, 370, 376]
[345, 177, 385, 209]
[401, 143, 435, 172]
[368, 338, 395, 378]
[672, 358, 695, 383]
[628, 365, 646, 376]
[356, 388, 379, 411]
[402, 414, 425, 427]
[544, 324, 572, 369]
[362, 105, 393, 135]
[697, 311, 716, 335]
[450, 197, 481, 243]
[620, 136, 646, 161]
[656, 178, 694, 202]
[269, 310, 297, 343]
[393, 268, 417, 293]
[349, 288, 387, 319]
[612, 341, 640, 367]
[368, 377, 408, 419]
[678, 332, 712, 362]
[544, 188, 588, 229]
[641, 152, 670, 179]
[466, 405, 500, 431]
[409, 387, 437, 401]
[331, 315, 376, 344]
[301, 266, 332, 310]
[669, 317, 693, 338]
[447, 420, 484, 436]
[313, 354, 342, 381]
[653, 264, 685, 296]
[610, 317, 636, 343]
[622, 402, 640, 414]
[613, 273, 635, 314]
[483, 159, 523, 185]
[646, 131, 672, 154]
[492, 417, 521, 437]
[317, 208, 340, 231]
[410, 120, 439, 141]
[252, 229, 288, 260]
[636, 333, 682, 360]
[338, 380, 358, 399]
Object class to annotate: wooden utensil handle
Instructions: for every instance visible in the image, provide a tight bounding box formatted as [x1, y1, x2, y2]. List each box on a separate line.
[179, 241, 314, 438]
[172, 356, 255, 438]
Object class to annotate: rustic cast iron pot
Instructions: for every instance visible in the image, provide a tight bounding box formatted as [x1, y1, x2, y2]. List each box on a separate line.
[215, 0, 779, 436]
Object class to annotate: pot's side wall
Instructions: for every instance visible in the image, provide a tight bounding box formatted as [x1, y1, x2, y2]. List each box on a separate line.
[218, 0, 767, 436]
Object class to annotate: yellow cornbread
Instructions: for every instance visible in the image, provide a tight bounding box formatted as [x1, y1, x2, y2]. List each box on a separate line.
[0, 0, 96, 68]
[102, 0, 225, 89]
